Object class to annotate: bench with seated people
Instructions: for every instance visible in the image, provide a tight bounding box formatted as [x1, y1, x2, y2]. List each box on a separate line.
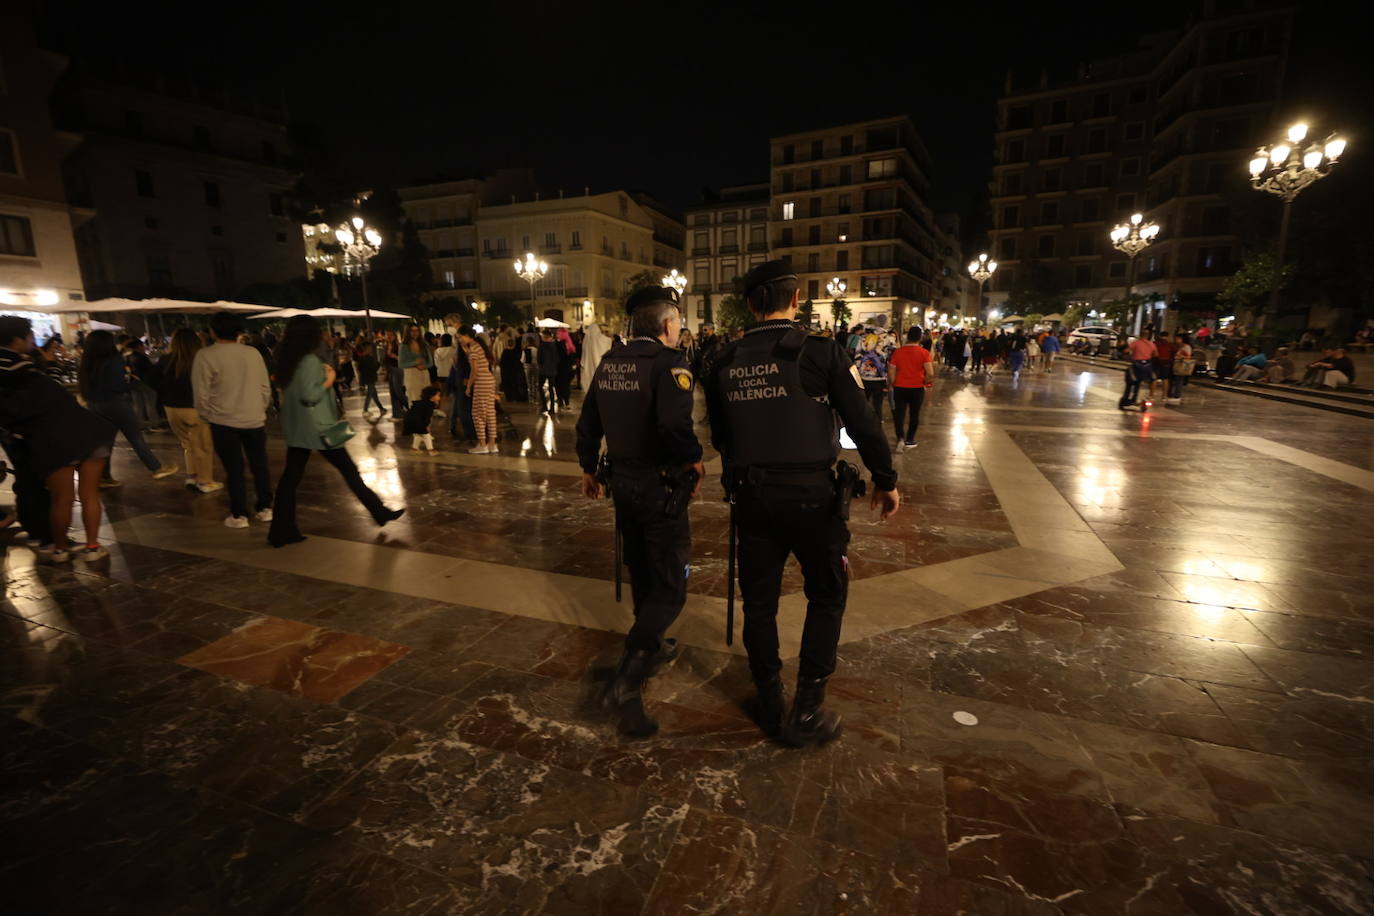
[1299, 348, 1357, 389]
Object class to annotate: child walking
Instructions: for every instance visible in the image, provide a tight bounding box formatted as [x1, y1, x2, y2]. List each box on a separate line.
[403, 386, 440, 453]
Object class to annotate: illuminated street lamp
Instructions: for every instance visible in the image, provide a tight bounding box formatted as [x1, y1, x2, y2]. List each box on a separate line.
[514, 251, 548, 320]
[335, 216, 383, 337]
[967, 253, 997, 323]
[1250, 122, 1345, 322]
[661, 268, 687, 297]
[1109, 213, 1160, 332]
[826, 276, 848, 328]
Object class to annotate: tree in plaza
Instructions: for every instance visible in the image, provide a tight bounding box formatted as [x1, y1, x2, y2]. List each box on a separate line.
[799, 298, 814, 327]
[237, 276, 328, 311]
[1024, 312, 1045, 328]
[483, 298, 528, 328]
[1218, 248, 1292, 324]
[830, 297, 852, 327]
[624, 269, 661, 293]
[1097, 292, 1146, 329]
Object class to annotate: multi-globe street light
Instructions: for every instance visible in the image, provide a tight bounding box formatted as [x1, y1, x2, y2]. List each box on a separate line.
[1249, 122, 1346, 322]
[335, 216, 383, 337]
[661, 268, 687, 304]
[514, 252, 548, 320]
[967, 253, 997, 325]
[826, 276, 847, 328]
[1109, 213, 1160, 333]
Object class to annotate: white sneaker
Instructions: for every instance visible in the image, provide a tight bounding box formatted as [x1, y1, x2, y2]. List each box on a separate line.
[895, 441, 905, 454]
[254, 508, 274, 522]
[468, 445, 489, 454]
[224, 515, 250, 529]
[434, 410, 447, 418]
[197, 481, 224, 493]
[485, 444, 499, 454]
[1165, 398, 1182, 405]
[151, 464, 180, 480]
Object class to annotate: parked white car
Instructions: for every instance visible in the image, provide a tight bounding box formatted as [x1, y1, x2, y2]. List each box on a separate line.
[1067, 325, 1117, 344]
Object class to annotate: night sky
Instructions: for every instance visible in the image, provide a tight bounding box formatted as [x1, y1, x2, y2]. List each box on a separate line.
[38, 0, 1366, 236]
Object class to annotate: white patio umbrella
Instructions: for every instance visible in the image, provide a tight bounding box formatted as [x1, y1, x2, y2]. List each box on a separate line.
[49, 298, 269, 314]
[250, 307, 411, 320]
[535, 316, 571, 329]
[90, 319, 125, 331]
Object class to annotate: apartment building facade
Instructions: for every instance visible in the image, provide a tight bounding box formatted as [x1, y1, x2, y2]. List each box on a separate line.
[683, 183, 769, 330]
[474, 190, 662, 325]
[769, 116, 941, 330]
[987, 1, 1292, 329]
[57, 65, 302, 301]
[0, 17, 87, 341]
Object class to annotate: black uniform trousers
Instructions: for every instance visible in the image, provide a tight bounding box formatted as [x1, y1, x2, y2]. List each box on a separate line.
[736, 475, 850, 683]
[612, 468, 690, 654]
[1, 437, 52, 544]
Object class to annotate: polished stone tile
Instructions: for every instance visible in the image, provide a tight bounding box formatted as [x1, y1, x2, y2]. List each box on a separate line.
[178, 616, 410, 703]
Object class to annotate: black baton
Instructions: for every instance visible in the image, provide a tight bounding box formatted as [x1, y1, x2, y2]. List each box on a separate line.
[726, 498, 736, 646]
[614, 524, 622, 603]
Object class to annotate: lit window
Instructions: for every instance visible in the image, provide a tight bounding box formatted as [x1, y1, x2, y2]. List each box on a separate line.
[782, 201, 795, 221]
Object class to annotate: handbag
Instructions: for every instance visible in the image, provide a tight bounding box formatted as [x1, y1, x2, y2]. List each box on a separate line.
[320, 419, 355, 449]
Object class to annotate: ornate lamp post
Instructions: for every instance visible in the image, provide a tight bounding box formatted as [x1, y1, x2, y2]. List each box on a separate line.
[661, 268, 687, 309]
[1109, 213, 1160, 333]
[1249, 122, 1345, 322]
[335, 216, 383, 337]
[514, 251, 548, 320]
[967, 253, 997, 325]
[826, 276, 847, 329]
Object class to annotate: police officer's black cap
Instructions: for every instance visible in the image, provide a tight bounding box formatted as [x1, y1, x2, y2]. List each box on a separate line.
[743, 260, 798, 296]
[624, 285, 680, 314]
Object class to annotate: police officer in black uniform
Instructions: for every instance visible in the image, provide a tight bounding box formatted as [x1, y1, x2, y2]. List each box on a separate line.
[703, 260, 901, 747]
[575, 285, 704, 738]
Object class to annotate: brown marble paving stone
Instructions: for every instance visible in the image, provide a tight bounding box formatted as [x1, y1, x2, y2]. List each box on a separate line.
[304, 730, 686, 912]
[642, 807, 936, 916]
[0, 639, 190, 730]
[178, 615, 410, 703]
[1155, 571, 1293, 613]
[1004, 590, 1276, 645]
[453, 615, 622, 681]
[926, 628, 1250, 746]
[1241, 609, 1374, 658]
[370, 652, 495, 697]
[1067, 719, 1222, 825]
[1016, 615, 1280, 692]
[1202, 680, 1374, 760]
[901, 687, 1108, 801]
[1185, 740, 1374, 859]
[1237, 644, 1374, 704]
[309, 598, 506, 655]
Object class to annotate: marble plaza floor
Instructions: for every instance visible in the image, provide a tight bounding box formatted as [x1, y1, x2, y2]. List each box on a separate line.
[4, 360, 1374, 914]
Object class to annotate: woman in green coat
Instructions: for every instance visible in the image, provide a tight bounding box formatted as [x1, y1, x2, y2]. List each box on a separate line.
[268, 316, 404, 547]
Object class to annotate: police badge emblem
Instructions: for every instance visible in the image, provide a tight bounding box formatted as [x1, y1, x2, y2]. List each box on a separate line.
[671, 368, 694, 391]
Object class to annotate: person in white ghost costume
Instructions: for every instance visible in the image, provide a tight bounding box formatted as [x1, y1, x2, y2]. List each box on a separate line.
[580, 321, 612, 393]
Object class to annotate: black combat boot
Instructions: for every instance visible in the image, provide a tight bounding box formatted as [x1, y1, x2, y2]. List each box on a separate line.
[647, 638, 679, 676]
[604, 649, 659, 739]
[750, 675, 787, 739]
[781, 676, 842, 748]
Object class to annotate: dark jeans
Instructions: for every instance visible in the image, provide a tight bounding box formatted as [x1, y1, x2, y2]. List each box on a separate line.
[613, 470, 690, 654]
[892, 386, 925, 443]
[88, 396, 162, 475]
[361, 381, 384, 413]
[269, 446, 387, 544]
[449, 386, 477, 440]
[736, 478, 849, 682]
[862, 379, 886, 425]
[387, 366, 407, 418]
[209, 423, 272, 519]
[1169, 374, 1188, 399]
[2, 439, 52, 544]
[539, 375, 558, 413]
[1120, 367, 1142, 407]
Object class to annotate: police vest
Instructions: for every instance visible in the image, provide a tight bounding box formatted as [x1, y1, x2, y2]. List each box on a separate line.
[716, 327, 837, 468]
[595, 344, 662, 463]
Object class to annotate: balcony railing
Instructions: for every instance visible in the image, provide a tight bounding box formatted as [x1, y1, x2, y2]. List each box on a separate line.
[719, 244, 739, 254]
[482, 249, 512, 260]
[747, 241, 768, 252]
[540, 244, 561, 254]
[691, 247, 710, 256]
